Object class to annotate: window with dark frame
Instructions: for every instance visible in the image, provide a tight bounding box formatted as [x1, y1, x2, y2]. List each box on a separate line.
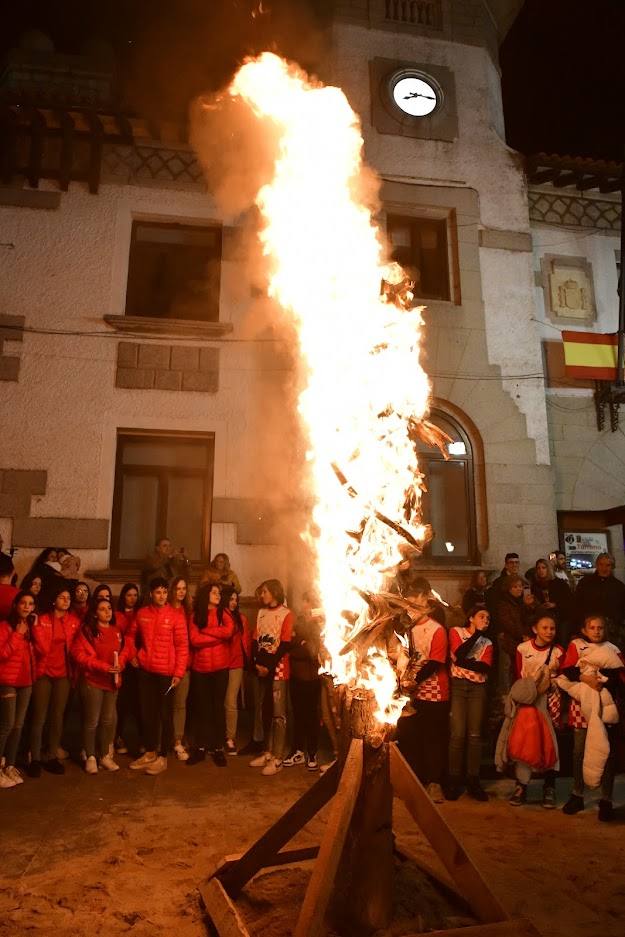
[125, 221, 222, 322]
[387, 214, 451, 302]
[413, 410, 477, 564]
[111, 432, 215, 566]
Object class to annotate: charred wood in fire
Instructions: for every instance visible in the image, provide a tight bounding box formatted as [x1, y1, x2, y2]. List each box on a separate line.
[407, 416, 452, 458]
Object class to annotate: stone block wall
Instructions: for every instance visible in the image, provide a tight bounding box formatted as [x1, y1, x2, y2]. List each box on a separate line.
[115, 341, 219, 393]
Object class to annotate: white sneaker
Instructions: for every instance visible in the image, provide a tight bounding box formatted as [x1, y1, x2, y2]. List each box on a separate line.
[261, 757, 283, 777]
[282, 750, 305, 767]
[129, 751, 158, 770]
[85, 756, 98, 775]
[56, 747, 69, 761]
[4, 766, 24, 785]
[426, 782, 445, 804]
[306, 756, 319, 771]
[174, 742, 189, 762]
[250, 752, 271, 768]
[0, 768, 18, 789]
[100, 754, 120, 772]
[144, 756, 167, 775]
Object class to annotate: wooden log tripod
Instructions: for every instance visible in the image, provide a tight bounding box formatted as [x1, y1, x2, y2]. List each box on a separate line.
[200, 697, 542, 937]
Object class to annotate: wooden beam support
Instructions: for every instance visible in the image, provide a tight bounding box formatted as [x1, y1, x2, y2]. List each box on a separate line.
[527, 168, 559, 185]
[27, 108, 45, 189]
[553, 171, 580, 188]
[86, 111, 104, 194]
[198, 877, 251, 937]
[217, 759, 340, 899]
[402, 917, 542, 937]
[58, 110, 75, 192]
[577, 175, 602, 191]
[293, 738, 364, 937]
[389, 743, 507, 925]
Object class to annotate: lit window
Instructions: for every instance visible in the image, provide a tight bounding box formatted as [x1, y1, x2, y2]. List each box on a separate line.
[387, 214, 451, 302]
[413, 410, 477, 564]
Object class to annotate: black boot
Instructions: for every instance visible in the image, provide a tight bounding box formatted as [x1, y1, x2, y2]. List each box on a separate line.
[43, 758, 65, 775]
[27, 760, 42, 778]
[598, 799, 614, 822]
[466, 776, 488, 802]
[444, 777, 462, 801]
[186, 748, 206, 766]
[562, 793, 584, 815]
[238, 739, 264, 756]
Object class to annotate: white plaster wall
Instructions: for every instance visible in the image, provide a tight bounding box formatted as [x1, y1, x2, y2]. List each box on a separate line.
[327, 22, 550, 460]
[0, 182, 291, 593]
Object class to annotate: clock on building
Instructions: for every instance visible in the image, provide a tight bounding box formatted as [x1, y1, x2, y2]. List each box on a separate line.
[389, 70, 441, 118]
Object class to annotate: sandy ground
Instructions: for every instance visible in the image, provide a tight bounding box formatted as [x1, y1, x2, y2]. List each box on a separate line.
[1, 755, 624, 937]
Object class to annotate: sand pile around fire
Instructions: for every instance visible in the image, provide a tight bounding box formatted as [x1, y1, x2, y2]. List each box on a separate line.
[1, 759, 624, 937]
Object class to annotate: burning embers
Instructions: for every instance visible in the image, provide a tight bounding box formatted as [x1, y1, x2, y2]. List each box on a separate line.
[227, 53, 442, 725]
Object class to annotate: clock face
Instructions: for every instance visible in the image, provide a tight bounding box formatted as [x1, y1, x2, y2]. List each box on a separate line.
[391, 74, 439, 117]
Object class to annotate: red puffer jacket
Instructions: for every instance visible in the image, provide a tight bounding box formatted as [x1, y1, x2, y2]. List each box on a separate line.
[32, 611, 80, 679]
[71, 625, 133, 688]
[190, 608, 235, 673]
[115, 609, 136, 637]
[134, 603, 188, 679]
[0, 621, 36, 686]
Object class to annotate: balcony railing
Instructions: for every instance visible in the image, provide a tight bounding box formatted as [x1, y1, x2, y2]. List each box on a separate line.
[384, 0, 443, 30]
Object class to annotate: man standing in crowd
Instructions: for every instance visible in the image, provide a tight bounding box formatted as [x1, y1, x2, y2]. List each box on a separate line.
[575, 553, 625, 642]
[141, 538, 189, 596]
[551, 550, 575, 589]
[487, 552, 524, 626]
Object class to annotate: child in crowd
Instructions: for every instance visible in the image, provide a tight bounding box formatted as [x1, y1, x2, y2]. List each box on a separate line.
[0, 591, 37, 788]
[396, 587, 449, 803]
[509, 614, 563, 808]
[28, 585, 80, 776]
[114, 582, 141, 755]
[223, 588, 251, 755]
[249, 579, 294, 777]
[446, 606, 493, 801]
[71, 598, 130, 774]
[168, 577, 192, 762]
[187, 583, 235, 766]
[559, 615, 625, 821]
[283, 592, 322, 771]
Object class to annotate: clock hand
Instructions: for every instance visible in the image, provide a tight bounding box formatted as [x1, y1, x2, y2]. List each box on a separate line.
[404, 91, 436, 101]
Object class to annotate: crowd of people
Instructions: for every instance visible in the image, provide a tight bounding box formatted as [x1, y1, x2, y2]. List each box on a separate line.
[1, 541, 624, 823]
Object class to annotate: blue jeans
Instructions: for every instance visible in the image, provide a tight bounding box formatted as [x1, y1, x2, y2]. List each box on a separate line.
[448, 678, 486, 779]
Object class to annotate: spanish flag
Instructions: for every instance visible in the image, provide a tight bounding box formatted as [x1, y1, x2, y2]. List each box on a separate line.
[562, 331, 621, 380]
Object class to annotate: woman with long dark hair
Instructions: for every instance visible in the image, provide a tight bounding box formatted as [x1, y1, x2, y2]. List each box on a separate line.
[92, 583, 113, 605]
[23, 548, 65, 609]
[222, 588, 251, 754]
[168, 577, 192, 761]
[200, 553, 242, 593]
[20, 573, 44, 612]
[114, 582, 141, 755]
[28, 585, 80, 776]
[0, 590, 37, 788]
[71, 598, 129, 773]
[187, 583, 235, 767]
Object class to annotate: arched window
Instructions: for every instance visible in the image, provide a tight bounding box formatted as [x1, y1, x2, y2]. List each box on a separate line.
[413, 409, 477, 564]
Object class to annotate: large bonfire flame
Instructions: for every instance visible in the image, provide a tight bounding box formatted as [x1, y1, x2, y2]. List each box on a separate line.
[229, 53, 433, 725]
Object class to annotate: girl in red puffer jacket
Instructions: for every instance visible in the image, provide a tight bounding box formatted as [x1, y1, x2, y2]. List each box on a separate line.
[28, 585, 80, 777]
[0, 590, 37, 788]
[187, 583, 235, 767]
[71, 598, 132, 774]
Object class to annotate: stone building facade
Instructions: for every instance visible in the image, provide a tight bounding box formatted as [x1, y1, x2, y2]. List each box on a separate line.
[8, 2, 616, 603]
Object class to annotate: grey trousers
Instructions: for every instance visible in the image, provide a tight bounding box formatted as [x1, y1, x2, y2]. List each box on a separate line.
[29, 676, 70, 761]
[225, 668, 243, 742]
[256, 678, 288, 760]
[79, 681, 118, 759]
[0, 684, 32, 766]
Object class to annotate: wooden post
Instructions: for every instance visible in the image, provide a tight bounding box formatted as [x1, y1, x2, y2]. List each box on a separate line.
[330, 692, 394, 935]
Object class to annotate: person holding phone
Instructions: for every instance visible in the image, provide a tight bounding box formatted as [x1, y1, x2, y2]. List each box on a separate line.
[0, 591, 37, 787]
